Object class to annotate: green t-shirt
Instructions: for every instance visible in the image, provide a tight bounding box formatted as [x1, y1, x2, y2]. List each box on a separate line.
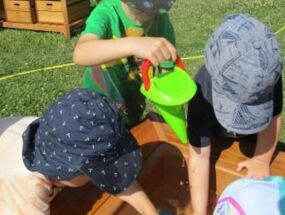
[81, 0, 175, 127]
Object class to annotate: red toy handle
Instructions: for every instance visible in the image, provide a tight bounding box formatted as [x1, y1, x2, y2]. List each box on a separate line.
[141, 57, 186, 91]
[175, 57, 186, 70]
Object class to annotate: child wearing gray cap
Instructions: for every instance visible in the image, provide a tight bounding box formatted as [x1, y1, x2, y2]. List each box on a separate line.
[73, 0, 177, 128]
[0, 88, 172, 215]
[187, 14, 283, 215]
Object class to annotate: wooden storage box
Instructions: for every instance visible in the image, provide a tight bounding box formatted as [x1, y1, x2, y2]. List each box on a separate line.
[0, 0, 4, 20]
[36, 0, 89, 24]
[4, 0, 36, 23]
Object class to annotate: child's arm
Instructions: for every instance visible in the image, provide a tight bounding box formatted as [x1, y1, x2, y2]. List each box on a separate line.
[73, 34, 177, 67]
[116, 180, 159, 215]
[237, 115, 282, 179]
[188, 144, 211, 215]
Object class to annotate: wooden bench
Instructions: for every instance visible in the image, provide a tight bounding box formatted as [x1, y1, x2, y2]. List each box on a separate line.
[51, 117, 285, 214]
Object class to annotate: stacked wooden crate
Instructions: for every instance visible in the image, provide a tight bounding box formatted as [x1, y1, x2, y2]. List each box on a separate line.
[36, 0, 89, 24]
[0, 0, 4, 22]
[4, 0, 36, 23]
[1, 0, 90, 37]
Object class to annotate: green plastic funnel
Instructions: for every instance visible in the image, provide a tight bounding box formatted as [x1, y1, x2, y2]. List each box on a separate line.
[140, 58, 197, 143]
[155, 103, 188, 143]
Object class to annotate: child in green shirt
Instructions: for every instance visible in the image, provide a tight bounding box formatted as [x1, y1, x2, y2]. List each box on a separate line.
[73, 0, 177, 128]
[73, 1, 177, 214]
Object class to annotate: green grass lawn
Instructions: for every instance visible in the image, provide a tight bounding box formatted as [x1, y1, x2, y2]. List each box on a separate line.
[1, 0, 285, 139]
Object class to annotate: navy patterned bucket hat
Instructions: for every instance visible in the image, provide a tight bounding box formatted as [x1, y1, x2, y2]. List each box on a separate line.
[205, 14, 283, 134]
[22, 88, 142, 194]
[121, 0, 175, 14]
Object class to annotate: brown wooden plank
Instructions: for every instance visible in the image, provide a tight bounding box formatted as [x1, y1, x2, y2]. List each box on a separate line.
[36, 1, 63, 12]
[67, 0, 89, 23]
[2, 21, 65, 32]
[4, 0, 36, 23]
[37, 11, 64, 24]
[4, 0, 32, 11]
[5, 10, 36, 23]
[91, 144, 190, 215]
[66, 0, 83, 6]
[49, 118, 285, 214]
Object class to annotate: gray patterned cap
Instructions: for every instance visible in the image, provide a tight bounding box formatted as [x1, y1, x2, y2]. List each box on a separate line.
[121, 0, 175, 14]
[205, 14, 283, 134]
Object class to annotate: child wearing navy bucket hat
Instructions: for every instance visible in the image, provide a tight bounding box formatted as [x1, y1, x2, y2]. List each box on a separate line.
[187, 14, 283, 215]
[73, 0, 177, 128]
[0, 88, 172, 215]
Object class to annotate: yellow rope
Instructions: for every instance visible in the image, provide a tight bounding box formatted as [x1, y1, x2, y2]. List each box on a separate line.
[275, 26, 285, 35]
[0, 63, 75, 81]
[182, 55, 204, 60]
[1, 25, 285, 82]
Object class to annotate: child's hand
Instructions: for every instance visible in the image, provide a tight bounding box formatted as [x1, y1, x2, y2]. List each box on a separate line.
[236, 158, 270, 179]
[130, 37, 177, 66]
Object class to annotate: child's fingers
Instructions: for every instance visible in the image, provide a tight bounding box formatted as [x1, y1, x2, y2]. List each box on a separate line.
[247, 172, 263, 180]
[247, 172, 254, 178]
[153, 39, 172, 63]
[142, 37, 177, 65]
[147, 48, 167, 66]
[236, 162, 246, 172]
[158, 45, 171, 62]
[158, 39, 174, 60]
[155, 49, 168, 64]
[148, 54, 160, 67]
[164, 40, 177, 61]
[155, 38, 176, 62]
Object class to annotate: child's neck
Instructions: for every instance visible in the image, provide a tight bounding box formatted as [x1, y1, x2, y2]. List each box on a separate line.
[121, 2, 155, 25]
